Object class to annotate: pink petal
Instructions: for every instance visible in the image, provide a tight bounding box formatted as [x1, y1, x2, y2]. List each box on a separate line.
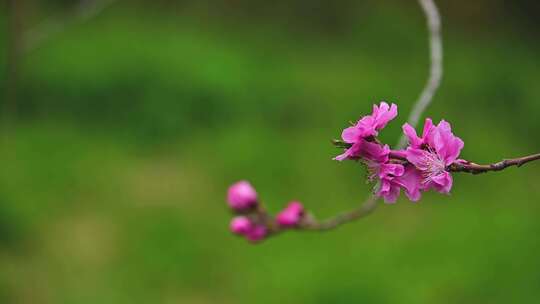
[402, 123, 422, 147]
[356, 116, 378, 137]
[421, 118, 434, 140]
[431, 171, 453, 194]
[432, 120, 464, 165]
[405, 148, 430, 170]
[333, 141, 364, 161]
[361, 142, 389, 163]
[341, 126, 362, 143]
[379, 163, 405, 178]
[395, 166, 423, 202]
[374, 102, 398, 130]
[377, 180, 400, 204]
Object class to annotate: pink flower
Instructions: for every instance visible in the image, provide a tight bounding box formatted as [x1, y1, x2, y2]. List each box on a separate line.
[357, 141, 421, 203]
[335, 102, 398, 161]
[227, 181, 258, 210]
[404, 120, 464, 194]
[276, 201, 304, 227]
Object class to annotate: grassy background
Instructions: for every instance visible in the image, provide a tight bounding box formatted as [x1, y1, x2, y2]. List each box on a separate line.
[1, 1, 540, 303]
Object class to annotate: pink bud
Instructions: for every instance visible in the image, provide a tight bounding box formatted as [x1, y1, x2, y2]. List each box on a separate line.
[276, 201, 304, 227]
[227, 181, 258, 211]
[245, 224, 267, 242]
[230, 216, 253, 235]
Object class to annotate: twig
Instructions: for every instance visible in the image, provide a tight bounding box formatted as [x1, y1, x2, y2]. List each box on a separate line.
[449, 153, 540, 174]
[301, 195, 378, 231]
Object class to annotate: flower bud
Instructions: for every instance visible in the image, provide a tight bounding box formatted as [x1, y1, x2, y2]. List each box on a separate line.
[230, 216, 253, 235]
[245, 224, 267, 242]
[227, 181, 258, 211]
[276, 201, 304, 227]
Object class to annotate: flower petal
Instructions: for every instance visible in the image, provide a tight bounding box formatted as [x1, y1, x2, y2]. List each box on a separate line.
[379, 163, 405, 178]
[361, 142, 389, 162]
[405, 147, 430, 170]
[374, 102, 398, 130]
[402, 123, 422, 147]
[421, 118, 434, 140]
[432, 120, 464, 165]
[333, 141, 364, 161]
[377, 180, 400, 204]
[395, 166, 423, 202]
[431, 171, 453, 194]
[341, 126, 362, 143]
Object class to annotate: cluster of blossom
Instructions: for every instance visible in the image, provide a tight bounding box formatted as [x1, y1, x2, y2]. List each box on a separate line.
[225, 101, 465, 242]
[227, 181, 304, 242]
[334, 101, 464, 203]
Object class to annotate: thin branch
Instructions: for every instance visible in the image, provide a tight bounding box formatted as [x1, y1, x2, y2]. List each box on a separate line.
[449, 153, 540, 174]
[301, 195, 378, 231]
[22, 0, 117, 53]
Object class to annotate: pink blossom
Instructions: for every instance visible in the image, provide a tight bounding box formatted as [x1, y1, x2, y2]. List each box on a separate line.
[276, 201, 305, 227]
[230, 216, 253, 235]
[362, 142, 405, 203]
[358, 141, 422, 203]
[227, 181, 258, 210]
[404, 120, 464, 194]
[335, 102, 397, 161]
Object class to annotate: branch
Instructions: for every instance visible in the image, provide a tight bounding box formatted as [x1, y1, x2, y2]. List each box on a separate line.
[301, 196, 378, 231]
[449, 153, 540, 174]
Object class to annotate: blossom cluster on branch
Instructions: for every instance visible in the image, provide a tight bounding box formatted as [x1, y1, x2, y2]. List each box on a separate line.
[225, 102, 538, 243]
[334, 101, 464, 203]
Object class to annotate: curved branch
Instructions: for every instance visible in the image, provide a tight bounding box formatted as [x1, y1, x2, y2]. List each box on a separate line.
[301, 195, 378, 231]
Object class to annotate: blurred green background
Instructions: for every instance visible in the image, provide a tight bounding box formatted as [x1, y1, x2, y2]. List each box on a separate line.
[1, 0, 540, 303]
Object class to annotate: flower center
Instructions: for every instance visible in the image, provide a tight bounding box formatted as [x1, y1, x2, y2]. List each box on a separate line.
[420, 148, 446, 185]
